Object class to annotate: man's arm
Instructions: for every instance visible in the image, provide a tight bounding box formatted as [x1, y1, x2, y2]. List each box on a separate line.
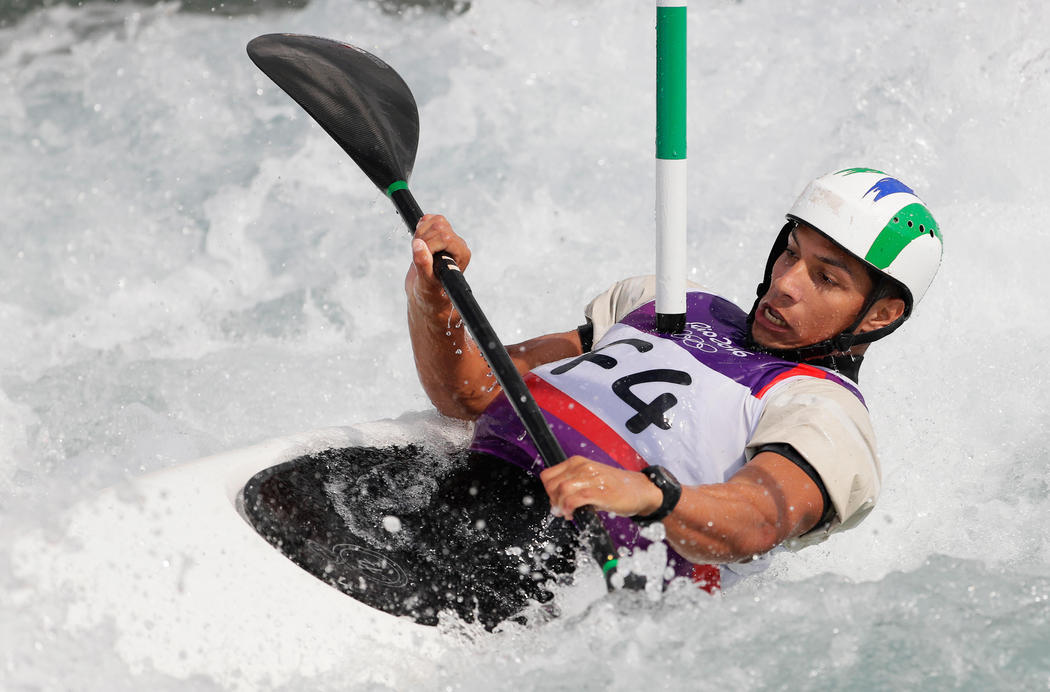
[539, 451, 825, 563]
[406, 214, 583, 420]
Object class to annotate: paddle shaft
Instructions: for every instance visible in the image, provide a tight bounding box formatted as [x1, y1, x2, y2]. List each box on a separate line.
[389, 187, 619, 578]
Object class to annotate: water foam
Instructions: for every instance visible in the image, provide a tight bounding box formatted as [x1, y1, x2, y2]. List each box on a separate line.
[3, 0, 1049, 688]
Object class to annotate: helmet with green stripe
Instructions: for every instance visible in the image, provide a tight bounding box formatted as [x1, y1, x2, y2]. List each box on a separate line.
[787, 167, 942, 312]
[749, 167, 943, 361]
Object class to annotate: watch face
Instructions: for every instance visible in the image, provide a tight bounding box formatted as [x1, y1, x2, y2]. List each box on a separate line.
[637, 466, 682, 524]
[646, 465, 680, 490]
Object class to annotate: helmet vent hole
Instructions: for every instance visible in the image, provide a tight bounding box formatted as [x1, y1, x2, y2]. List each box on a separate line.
[919, 224, 925, 232]
[893, 217, 900, 223]
[907, 220, 914, 228]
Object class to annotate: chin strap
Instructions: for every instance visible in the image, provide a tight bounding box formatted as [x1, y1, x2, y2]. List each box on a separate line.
[744, 304, 867, 382]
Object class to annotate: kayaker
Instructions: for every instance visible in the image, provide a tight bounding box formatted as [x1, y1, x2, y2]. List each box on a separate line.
[405, 167, 943, 597]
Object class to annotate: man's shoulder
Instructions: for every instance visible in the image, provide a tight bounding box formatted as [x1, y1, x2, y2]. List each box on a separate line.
[584, 275, 712, 343]
[754, 361, 867, 408]
[584, 276, 655, 325]
[760, 372, 870, 415]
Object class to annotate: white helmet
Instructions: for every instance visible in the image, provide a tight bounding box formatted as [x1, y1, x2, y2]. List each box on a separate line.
[748, 167, 943, 366]
[786, 167, 943, 310]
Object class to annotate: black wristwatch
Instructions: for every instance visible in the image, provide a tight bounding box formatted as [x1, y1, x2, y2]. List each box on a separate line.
[633, 465, 682, 526]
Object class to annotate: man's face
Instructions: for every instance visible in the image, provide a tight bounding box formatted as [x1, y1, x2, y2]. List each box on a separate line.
[750, 223, 875, 351]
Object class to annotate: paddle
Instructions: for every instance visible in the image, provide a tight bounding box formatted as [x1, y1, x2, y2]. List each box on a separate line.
[246, 33, 622, 588]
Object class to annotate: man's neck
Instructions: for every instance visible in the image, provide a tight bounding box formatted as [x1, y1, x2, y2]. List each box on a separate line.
[803, 352, 864, 382]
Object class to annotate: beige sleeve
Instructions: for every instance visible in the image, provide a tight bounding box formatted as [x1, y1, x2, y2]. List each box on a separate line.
[745, 376, 881, 549]
[584, 275, 703, 344]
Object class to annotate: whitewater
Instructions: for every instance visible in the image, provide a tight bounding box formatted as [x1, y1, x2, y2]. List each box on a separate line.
[2, 0, 1048, 688]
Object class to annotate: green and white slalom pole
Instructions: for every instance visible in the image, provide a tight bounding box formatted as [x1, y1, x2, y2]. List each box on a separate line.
[655, 0, 687, 334]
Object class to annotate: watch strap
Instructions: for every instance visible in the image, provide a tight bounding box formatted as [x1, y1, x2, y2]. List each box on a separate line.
[633, 465, 682, 525]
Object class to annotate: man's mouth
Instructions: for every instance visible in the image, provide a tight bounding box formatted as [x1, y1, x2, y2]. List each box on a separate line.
[761, 304, 789, 329]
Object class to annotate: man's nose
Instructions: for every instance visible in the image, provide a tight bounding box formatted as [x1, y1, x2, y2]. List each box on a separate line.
[770, 260, 805, 303]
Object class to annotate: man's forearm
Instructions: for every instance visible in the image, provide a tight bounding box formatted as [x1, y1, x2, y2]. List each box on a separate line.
[541, 452, 825, 563]
[662, 453, 825, 563]
[404, 214, 585, 420]
[407, 293, 586, 419]
[406, 292, 496, 420]
[662, 484, 785, 563]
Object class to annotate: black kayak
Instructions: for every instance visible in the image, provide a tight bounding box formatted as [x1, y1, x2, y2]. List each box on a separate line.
[242, 445, 579, 629]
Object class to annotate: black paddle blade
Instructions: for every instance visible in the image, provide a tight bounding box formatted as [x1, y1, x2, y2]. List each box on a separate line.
[247, 33, 419, 192]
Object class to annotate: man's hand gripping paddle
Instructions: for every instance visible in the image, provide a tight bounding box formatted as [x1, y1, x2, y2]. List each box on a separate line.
[246, 33, 622, 589]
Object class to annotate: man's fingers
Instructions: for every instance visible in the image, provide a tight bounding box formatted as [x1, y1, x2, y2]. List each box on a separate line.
[410, 215, 463, 297]
[541, 457, 659, 520]
[411, 237, 433, 281]
[556, 488, 598, 522]
[541, 459, 605, 520]
[412, 214, 470, 271]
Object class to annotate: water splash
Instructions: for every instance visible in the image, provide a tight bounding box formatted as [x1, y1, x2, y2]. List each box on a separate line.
[3, 0, 1050, 688]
